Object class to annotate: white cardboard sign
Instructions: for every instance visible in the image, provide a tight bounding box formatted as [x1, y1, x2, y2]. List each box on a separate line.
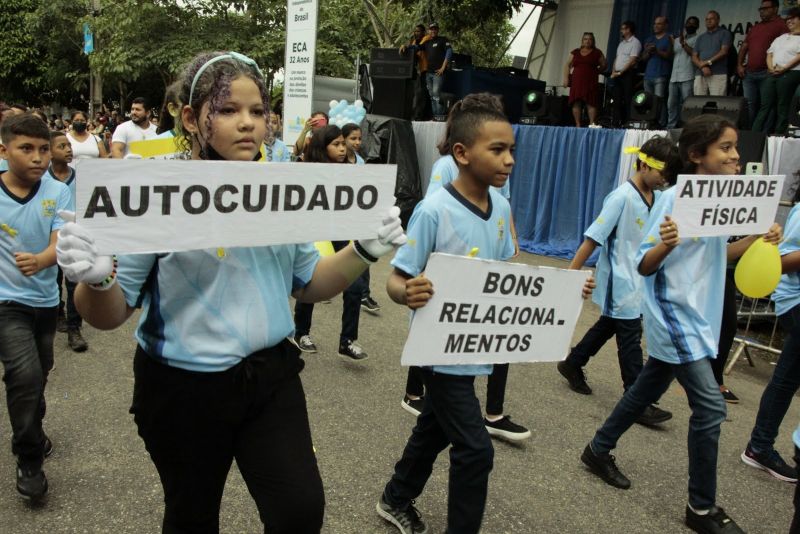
[283, 0, 319, 147]
[401, 253, 589, 366]
[73, 159, 396, 255]
[671, 174, 783, 238]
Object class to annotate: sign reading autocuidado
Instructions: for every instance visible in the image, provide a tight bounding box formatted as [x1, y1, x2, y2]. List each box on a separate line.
[671, 174, 784, 238]
[73, 159, 396, 255]
[401, 253, 589, 367]
[283, 0, 319, 147]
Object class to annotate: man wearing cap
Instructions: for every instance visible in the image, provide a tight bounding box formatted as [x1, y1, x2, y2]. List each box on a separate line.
[420, 23, 452, 117]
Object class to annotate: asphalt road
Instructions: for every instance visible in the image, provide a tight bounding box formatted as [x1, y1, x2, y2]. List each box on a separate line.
[0, 253, 797, 533]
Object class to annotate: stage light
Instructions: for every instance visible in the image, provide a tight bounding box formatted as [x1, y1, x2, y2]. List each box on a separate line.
[628, 91, 662, 129]
[524, 91, 543, 112]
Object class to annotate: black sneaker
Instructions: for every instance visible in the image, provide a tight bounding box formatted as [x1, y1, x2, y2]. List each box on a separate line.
[636, 404, 673, 427]
[485, 415, 531, 441]
[581, 443, 631, 489]
[401, 395, 424, 417]
[56, 313, 68, 333]
[361, 296, 381, 315]
[557, 359, 592, 395]
[720, 386, 739, 404]
[338, 339, 369, 361]
[16, 462, 48, 501]
[741, 444, 798, 482]
[43, 436, 53, 459]
[294, 335, 317, 354]
[67, 329, 88, 352]
[376, 495, 428, 534]
[685, 505, 745, 534]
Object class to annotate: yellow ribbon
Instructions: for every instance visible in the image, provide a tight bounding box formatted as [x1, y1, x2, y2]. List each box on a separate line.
[624, 146, 665, 171]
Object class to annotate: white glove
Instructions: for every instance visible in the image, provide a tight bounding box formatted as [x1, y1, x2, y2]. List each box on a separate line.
[56, 211, 114, 284]
[354, 206, 407, 263]
[123, 153, 143, 160]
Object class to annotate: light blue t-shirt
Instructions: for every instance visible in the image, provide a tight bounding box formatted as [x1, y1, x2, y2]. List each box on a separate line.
[355, 153, 365, 165]
[794, 422, 800, 448]
[585, 180, 658, 319]
[266, 139, 292, 162]
[426, 155, 511, 200]
[0, 160, 7, 172]
[392, 183, 515, 376]
[42, 165, 76, 212]
[118, 244, 320, 372]
[636, 187, 727, 364]
[772, 203, 800, 316]
[0, 176, 70, 307]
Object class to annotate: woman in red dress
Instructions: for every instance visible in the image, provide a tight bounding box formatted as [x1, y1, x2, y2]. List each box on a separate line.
[564, 32, 607, 127]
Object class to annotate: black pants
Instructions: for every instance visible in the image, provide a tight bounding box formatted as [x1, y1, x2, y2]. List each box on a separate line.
[56, 266, 82, 330]
[613, 70, 636, 126]
[413, 70, 431, 121]
[565, 315, 643, 390]
[406, 363, 510, 415]
[792, 446, 800, 534]
[130, 341, 324, 534]
[712, 273, 737, 386]
[384, 370, 493, 534]
[0, 301, 55, 465]
[294, 240, 367, 344]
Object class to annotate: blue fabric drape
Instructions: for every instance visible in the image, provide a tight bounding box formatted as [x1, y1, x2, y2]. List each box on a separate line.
[510, 125, 626, 264]
[607, 0, 688, 73]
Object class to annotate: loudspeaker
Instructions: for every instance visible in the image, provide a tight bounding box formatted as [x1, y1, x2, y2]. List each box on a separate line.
[681, 96, 748, 129]
[370, 78, 414, 119]
[369, 48, 414, 78]
[520, 90, 567, 125]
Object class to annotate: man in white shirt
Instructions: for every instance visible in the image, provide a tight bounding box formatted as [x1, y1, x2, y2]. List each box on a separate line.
[111, 97, 159, 158]
[611, 21, 642, 126]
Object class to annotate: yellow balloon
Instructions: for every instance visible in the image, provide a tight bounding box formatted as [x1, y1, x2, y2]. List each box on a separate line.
[314, 241, 335, 257]
[734, 238, 781, 298]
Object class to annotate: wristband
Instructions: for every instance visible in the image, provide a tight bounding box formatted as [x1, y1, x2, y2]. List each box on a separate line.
[353, 240, 379, 264]
[88, 255, 119, 291]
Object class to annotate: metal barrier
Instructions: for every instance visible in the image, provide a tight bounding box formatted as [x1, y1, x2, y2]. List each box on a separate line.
[724, 296, 782, 375]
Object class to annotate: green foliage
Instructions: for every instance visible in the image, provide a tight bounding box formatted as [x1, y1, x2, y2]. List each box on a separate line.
[0, 0, 523, 108]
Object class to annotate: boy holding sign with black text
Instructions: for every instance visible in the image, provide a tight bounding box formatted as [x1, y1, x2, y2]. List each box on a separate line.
[559, 137, 680, 427]
[376, 94, 592, 533]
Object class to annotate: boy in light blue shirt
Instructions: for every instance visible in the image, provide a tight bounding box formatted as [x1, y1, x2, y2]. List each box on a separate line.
[377, 94, 593, 533]
[0, 114, 70, 501]
[43, 130, 88, 353]
[558, 137, 680, 428]
[741, 202, 800, 483]
[377, 95, 516, 534]
[402, 96, 523, 442]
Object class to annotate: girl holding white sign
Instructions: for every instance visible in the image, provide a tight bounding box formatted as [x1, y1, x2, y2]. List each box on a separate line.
[581, 114, 781, 534]
[55, 51, 406, 533]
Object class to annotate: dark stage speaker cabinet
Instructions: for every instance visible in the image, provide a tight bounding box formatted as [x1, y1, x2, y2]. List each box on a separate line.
[369, 47, 415, 120]
[681, 96, 748, 129]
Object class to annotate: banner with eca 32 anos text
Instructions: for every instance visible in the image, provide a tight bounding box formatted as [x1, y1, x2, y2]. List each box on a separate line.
[72, 159, 397, 255]
[283, 0, 319, 147]
[401, 253, 590, 367]
[671, 174, 783, 238]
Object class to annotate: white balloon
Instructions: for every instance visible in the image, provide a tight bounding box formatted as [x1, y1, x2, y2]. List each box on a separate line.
[329, 99, 338, 110]
[354, 100, 364, 109]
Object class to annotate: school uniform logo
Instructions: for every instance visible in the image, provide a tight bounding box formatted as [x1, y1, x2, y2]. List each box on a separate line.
[497, 217, 505, 240]
[635, 217, 645, 229]
[41, 199, 56, 218]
